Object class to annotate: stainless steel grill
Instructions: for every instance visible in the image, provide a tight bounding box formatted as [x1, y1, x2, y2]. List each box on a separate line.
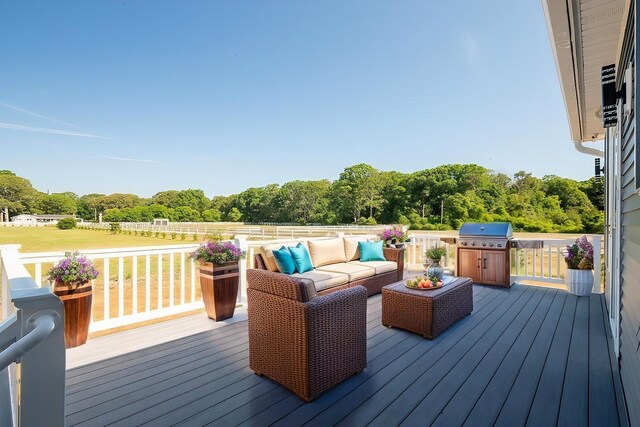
[457, 222, 513, 249]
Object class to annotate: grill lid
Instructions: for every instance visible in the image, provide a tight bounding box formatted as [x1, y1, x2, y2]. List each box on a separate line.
[459, 222, 513, 239]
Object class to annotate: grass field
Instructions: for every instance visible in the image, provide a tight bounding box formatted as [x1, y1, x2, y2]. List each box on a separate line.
[0, 226, 198, 252]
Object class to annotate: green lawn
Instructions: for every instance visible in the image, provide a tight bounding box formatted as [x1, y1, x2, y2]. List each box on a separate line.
[0, 227, 198, 253]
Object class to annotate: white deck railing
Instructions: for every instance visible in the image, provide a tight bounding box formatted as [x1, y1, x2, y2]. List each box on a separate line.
[0, 237, 249, 333]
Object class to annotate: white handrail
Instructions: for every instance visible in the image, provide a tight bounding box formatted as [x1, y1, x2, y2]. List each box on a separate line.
[0, 312, 57, 370]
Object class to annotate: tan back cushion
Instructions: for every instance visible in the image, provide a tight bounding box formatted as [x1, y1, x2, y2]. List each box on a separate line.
[259, 240, 309, 272]
[343, 235, 375, 261]
[308, 238, 347, 268]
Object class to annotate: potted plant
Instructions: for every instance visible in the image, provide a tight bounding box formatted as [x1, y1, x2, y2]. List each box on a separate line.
[563, 235, 594, 296]
[425, 246, 447, 280]
[378, 227, 407, 248]
[191, 240, 246, 321]
[47, 251, 99, 348]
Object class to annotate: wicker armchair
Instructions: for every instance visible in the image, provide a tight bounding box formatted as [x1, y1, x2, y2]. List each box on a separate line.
[247, 269, 368, 402]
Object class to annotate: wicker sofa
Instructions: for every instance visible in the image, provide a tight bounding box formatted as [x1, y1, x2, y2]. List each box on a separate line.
[247, 270, 368, 401]
[250, 236, 405, 296]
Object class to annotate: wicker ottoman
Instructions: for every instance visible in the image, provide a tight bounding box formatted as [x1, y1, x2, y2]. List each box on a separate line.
[381, 277, 473, 339]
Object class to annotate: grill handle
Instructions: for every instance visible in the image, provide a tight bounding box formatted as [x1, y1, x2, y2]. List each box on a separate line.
[483, 258, 487, 269]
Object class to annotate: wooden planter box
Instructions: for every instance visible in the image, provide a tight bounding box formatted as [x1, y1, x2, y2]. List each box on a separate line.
[198, 262, 240, 321]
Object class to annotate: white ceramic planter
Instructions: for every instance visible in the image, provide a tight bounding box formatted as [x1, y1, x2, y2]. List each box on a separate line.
[565, 269, 594, 296]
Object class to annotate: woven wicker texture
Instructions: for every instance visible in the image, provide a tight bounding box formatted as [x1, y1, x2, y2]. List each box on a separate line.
[246, 269, 315, 302]
[247, 273, 367, 402]
[381, 278, 473, 339]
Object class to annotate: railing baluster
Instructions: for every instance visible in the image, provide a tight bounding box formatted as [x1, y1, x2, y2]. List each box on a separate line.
[547, 245, 552, 278]
[169, 253, 175, 307]
[132, 255, 138, 315]
[556, 244, 561, 278]
[180, 252, 185, 305]
[103, 258, 110, 321]
[190, 259, 196, 302]
[157, 254, 163, 309]
[145, 254, 151, 312]
[516, 249, 521, 276]
[34, 263, 42, 286]
[524, 249, 529, 277]
[118, 257, 124, 317]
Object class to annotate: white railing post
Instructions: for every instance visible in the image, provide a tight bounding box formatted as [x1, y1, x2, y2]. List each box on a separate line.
[592, 235, 603, 294]
[0, 244, 66, 427]
[234, 235, 249, 306]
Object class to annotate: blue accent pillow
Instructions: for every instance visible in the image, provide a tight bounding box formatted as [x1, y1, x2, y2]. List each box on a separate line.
[359, 241, 386, 262]
[288, 243, 314, 273]
[272, 246, 297, 274]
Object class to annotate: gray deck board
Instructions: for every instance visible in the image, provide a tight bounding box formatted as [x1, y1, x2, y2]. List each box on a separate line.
[65, 284, 623, 427]
[558, 295, 590, 426]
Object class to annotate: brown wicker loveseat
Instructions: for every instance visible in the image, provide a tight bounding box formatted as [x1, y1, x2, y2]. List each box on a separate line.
[247, 270, 368, 401]
[251, 236, 405, 296]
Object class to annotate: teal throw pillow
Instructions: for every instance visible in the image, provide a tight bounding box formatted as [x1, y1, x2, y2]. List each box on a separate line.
[359, 241, 386, 262]
[288, 243, 314, 273]
[272, 246, 297, 274]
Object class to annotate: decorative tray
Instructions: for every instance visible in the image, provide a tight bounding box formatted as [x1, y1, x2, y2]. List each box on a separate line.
[404, 283, 443, 291]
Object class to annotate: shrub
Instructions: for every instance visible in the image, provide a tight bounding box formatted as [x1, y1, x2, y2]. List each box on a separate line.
[192, 233, 198, 241]
[109, 222, 121, 233]
[171, 232, 177, 240]
[154, 231, 160, 238]
[57, 218, 77, 230]
[365, 216, 377, 225]
[180, 233, 186, 240]
[161, 232, 167, 239]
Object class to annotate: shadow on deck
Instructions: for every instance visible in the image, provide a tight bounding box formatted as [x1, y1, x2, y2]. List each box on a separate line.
[65, 284, 627, 426]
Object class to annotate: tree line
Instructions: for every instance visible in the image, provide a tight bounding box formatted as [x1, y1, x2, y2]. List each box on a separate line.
[0, 164, 604, 233]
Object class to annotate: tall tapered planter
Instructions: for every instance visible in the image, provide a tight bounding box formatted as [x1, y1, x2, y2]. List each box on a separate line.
[199, 261, 240, 321]
[53, 281, 93, 348]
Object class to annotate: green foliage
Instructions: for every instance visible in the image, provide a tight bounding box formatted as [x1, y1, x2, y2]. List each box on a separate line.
[39, 193, 77, 215]
[171, 232, 177, 240]
[56, 217, 77, 229]
[109, 222, 121, 233]
[426, 247, 447, 261]
[0, 166, 605, 234]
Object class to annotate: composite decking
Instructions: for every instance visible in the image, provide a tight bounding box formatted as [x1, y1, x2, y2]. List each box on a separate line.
[65, 284, 627, 426]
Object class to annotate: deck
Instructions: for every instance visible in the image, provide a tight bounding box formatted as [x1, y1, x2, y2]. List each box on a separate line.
[65, 284, 627, 426]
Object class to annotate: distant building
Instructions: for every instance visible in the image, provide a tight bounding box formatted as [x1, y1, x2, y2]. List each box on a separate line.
[10, 214, 80, 226]
[153, 218, 170, 226]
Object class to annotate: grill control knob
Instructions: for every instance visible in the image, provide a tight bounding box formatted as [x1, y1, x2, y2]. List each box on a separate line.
[497, 243, 502, 247]
[470, 242, 475, 246]
[489, 243, 494, 247]
[482, 243, 487, 247]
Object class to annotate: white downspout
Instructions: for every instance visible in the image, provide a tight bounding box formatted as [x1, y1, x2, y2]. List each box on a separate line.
[574, 140, 604, 157]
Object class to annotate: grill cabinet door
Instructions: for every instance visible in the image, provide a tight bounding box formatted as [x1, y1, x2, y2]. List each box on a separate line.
[481, 250, 508, 286]
[457, 249, 482, 283]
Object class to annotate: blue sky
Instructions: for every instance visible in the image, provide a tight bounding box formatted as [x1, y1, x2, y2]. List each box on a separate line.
[0, 1, 591, 197]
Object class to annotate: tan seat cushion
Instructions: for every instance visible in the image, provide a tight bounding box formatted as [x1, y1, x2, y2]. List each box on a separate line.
[348, 260, 397, 275]
[291, 270, 349, 292]
[308, 238, 347, 268]
[316, 262, 376, 281]
[259, 240, 309, 272]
